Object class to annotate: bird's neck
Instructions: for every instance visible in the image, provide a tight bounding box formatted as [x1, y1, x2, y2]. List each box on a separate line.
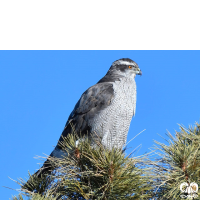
[97, 73, 124, 84]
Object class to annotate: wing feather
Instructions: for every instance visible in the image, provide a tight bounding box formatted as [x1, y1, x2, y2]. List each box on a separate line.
[57, 82, 114, 144]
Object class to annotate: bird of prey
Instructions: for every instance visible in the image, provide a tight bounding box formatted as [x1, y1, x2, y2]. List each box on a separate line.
[32, 58, 142, 178]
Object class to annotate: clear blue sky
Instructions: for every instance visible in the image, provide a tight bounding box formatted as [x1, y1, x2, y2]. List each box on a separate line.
[1, 51, 200, 198]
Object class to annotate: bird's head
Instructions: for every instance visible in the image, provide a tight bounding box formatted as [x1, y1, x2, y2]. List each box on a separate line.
[109, 58, 142, 78]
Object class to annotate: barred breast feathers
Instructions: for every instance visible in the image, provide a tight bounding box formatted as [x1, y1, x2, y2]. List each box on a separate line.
[91, 77, 136, 149]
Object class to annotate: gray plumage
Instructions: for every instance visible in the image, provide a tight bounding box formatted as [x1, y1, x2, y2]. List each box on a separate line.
[32, 58, 142, 178]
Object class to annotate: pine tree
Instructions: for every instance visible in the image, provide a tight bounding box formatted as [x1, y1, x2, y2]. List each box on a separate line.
[152, 123, 200, 199]
[11, 123, 200, 199]
[13, 133, 153, 200]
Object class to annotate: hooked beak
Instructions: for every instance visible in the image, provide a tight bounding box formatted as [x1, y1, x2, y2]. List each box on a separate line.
[137, 69, 142, 76]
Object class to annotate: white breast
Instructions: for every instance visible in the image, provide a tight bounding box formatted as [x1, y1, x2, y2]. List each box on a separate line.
[90, 77, 136, 149]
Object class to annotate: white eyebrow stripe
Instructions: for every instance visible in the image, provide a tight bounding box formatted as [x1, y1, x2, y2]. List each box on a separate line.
[114, 60, 135, 66]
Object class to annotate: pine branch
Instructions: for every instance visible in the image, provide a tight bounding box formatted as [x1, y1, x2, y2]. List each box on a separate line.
[152, 123, 200, 199]
[14, 133, 153, 199]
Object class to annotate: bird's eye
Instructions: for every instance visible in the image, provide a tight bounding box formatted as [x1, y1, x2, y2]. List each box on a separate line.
[128, 66, 132, 69]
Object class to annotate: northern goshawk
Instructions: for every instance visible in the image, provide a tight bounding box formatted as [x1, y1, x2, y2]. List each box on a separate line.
[32, 58, 142, 178]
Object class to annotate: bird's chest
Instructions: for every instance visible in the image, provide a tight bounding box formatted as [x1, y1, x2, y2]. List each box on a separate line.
[90, 78, 136, 149]
[111, 78, 136, 117]
[91, 78, 136, 131]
